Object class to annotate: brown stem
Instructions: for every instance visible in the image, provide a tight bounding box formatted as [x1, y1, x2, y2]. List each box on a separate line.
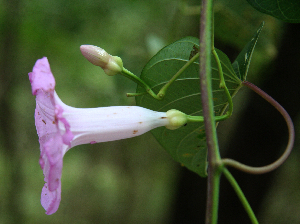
[199, 0, 221, 223]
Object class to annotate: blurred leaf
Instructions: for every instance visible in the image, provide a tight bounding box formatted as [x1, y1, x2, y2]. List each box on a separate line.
[135, 37, 241, 177]
[246, 0, 300, 23]
[232, 22, 264, 81]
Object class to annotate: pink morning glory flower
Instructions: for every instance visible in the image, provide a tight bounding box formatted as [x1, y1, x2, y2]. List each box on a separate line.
[28, 57, 187, 215]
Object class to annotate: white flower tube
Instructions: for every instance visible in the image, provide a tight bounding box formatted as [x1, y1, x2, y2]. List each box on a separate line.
[55, 92, 170, 148]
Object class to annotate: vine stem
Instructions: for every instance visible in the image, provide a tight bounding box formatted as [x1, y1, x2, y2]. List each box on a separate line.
[126, 53, 200, 100]
[157, 52, 199, 99]
[222, 81, 295, 174]
[199, 0, 222, 223]
[222, 168, 258, 224]
[121, 68, 161, 100]
[211, 49, 233, 119]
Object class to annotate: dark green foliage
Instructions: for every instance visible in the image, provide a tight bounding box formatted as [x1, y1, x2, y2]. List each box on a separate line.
[136, 37, 241, 177]
[233, 22, 264, 81]
[246, 0, 300, 23]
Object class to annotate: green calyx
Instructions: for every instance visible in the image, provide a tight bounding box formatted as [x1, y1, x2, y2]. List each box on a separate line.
[165, 109, 188, 130]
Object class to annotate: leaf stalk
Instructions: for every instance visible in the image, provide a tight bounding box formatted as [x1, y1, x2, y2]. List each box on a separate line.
[222, 168, 258, 224]
[222, 81, 295, 174]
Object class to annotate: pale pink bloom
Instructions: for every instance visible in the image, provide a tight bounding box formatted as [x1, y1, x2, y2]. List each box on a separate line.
[28, 57, 174, 215]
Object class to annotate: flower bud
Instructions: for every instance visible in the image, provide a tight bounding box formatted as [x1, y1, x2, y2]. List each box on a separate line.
[103, 56, 123, 76]
[165, 109, 188, 130]
[80, 45, 123, 76]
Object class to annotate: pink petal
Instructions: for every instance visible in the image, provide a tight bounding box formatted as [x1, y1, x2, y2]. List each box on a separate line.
[55, 105, 73, 146]
[35, 90, 57, 147]
[41, 133, 64, 192]
[29, 57, 55, 96]
[29, 57, 73, 215]
[41, 182, 61, 215]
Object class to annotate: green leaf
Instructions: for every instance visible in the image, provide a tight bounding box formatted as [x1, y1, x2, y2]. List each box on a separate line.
[135, 37, 241, 177]
[232, 22, 264, 81]
[246, 0, 300, 23]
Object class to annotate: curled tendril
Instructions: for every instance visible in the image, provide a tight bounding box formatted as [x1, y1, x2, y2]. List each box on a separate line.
[221, 81, 295, 174]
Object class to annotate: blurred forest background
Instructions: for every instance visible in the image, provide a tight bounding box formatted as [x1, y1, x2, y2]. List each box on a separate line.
[1, 0, 300, 223]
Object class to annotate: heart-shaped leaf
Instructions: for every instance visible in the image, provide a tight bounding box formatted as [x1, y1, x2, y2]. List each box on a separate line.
[135, 37, 241, 177]
[246, 0, 300, 23]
